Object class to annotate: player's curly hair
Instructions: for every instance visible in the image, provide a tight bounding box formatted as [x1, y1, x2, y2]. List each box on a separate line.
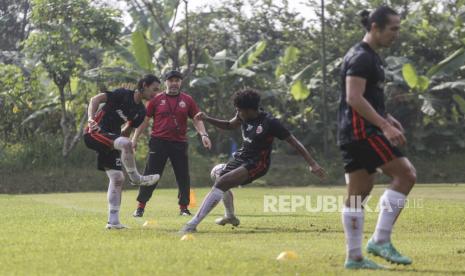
[233, 88, 261, 110]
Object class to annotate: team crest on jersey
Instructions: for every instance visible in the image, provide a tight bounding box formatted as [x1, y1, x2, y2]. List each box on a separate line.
[160, 99, 166, 105]
[256, 125, 263, 134]
[246, 124, 253, 131]
[179, 100, 186, 108]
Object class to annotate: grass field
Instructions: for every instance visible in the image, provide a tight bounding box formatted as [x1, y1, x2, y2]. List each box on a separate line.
[1, 184, 464, 275]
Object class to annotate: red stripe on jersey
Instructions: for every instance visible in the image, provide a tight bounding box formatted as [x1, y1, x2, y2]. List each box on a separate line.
[86, 110, 106, 134]
[359, 115, 366, 139]
[352, 110, 360, 140]
[367, 137, 388, 162]
[249, 149, 269, 178]
[92, 132, 114, 145]
[91, 132, 114, 148]
[374, 136, 395, 160]
[94, 110, 105, 124]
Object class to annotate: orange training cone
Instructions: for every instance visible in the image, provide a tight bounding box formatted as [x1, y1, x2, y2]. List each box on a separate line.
[188, 188, 197, 208]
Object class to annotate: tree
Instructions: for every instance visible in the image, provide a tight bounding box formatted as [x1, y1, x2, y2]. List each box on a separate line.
[0, 0, 31, 51]
[25, 0, 122, 157]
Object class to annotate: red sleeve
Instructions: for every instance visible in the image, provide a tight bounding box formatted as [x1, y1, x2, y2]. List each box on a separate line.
[146, 98, 156, 118]
[188, 96, 200, 119]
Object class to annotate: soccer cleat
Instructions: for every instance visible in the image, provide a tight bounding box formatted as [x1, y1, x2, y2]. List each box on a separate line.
[179, 208, 192, 216]
[344, 257, 386, 270]
[366, 239, 412, 265]
[130, 174, 160, 187]
[179, 223, 197, 234]
[215, 216, 240, 227]
[133, 207, 145, 217]
[105, 223, 129, 230]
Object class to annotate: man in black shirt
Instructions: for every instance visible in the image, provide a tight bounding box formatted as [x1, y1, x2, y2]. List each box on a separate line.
[180, 89, 326, 233]
[84, 74, 161, 229]
[337, 7, 416, 269]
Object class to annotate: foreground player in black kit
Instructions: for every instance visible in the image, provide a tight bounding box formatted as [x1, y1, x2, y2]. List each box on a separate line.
[180, 89, 326, 233]
[338, 7, 416, 269]
[84, 74, 161, 229]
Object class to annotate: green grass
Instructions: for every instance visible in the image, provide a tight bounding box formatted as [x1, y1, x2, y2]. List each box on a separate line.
[0, 184, 464, 275]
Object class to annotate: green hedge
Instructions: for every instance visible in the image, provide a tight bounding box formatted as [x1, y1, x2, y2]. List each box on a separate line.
[1, 137, 464, 194]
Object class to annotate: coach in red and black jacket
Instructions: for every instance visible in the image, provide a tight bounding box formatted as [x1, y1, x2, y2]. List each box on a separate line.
[131, 70, 211, 217]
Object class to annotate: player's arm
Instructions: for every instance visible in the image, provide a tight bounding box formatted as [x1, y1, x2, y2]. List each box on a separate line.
[285, 135, 326, 179]
[194, 112, 241, 130]
[121, 123, 132, 138]
[346, 76, 406, 146]
[87, 93, 107, 131]
[192, 114, 212, 150]
[130, 116, 151, 150]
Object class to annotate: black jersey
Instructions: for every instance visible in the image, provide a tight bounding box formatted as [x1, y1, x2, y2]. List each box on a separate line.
[235, 111, 291, 161]
[92, 88, 146, 135]
[337, 42, 386, 146]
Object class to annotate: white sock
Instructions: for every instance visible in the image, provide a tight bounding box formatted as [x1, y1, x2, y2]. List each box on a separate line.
[188, 187, 224, 226]
[106, 170, 124, 225]
[342, 206, 364, 261]
[114, 137, 141, 182]
[223, 190, 235, 218]
[373, 189, 406, 244]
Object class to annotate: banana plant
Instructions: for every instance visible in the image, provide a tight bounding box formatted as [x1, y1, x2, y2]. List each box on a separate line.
[402, 47, 465, 116]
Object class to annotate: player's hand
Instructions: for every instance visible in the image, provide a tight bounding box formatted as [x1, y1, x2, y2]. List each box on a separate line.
[201, 135, 212, 150]
[121, 127, 132, 138]
[381, 122, 406, 147]
[194, 112, 206, 121]
[386, 114, 405, 133]
[309, 163, 326, 180]
[131, 139, 138, 151]
[87, 119, 100, 132]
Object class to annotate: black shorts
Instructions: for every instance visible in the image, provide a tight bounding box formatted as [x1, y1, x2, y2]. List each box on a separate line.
[220, 152, 271, 185]
[84, 132, 121, 171]
[340, 135, 404, 174]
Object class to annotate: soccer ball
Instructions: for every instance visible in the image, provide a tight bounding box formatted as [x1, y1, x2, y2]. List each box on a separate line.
[210, 163, 226, 182]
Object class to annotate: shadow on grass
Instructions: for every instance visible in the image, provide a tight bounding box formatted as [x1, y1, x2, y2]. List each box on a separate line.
[149, 225, 343, 235]
[389, 268, 465, 275]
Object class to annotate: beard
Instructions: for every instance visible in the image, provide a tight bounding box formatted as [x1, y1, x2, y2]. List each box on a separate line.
[167, 87, 180, 95]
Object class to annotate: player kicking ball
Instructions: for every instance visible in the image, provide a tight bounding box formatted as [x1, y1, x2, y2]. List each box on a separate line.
[84, 74, 161, 229]
[180, 89, 326, 233]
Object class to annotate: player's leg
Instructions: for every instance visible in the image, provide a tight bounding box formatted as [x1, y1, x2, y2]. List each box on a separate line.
[367, 156, 416, 265]
[340, 141, 385, 269]
[343, 170, 386, 269]
[215, 190, 240, 226]
[343, 170, 375, 262]
[209, 163, 239, 226]
[214, 161, 242, 226]
[168, 141, 191, 215]
[180, 166, 250, 233]
[134, 138, 169, 217]
[223, 190, 235, 216]
[114, 136, 159, 186]
[105, 169, 126, 229]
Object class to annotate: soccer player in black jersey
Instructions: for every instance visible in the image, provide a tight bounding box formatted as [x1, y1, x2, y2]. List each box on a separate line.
[84, 74, 161, 229]
[338, 7, 416, 269]
[180, 89, 326, 233]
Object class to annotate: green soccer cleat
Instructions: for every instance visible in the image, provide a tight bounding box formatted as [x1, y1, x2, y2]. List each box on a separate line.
[366, 239, 412, 265]
[344, 257, 386, 270]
